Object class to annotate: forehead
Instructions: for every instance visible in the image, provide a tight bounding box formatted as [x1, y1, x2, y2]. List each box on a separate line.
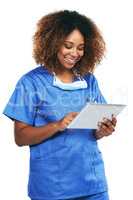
[64, 29, 84, 43]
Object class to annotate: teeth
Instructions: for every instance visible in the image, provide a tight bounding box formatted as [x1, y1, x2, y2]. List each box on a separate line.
[64, 57, 77, 64]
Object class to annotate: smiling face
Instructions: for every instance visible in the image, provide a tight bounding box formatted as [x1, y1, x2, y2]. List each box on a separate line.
[57, 29, 85, 70]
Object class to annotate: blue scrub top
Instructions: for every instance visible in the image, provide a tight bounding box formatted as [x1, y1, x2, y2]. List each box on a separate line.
[3, 66, 108, 200]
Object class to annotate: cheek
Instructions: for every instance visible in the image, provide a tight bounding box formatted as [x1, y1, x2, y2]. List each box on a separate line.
[57, 48, 69, 60]
[78, 52, 84, 60]
[57, 52, 63, 64]
[59, 46, 67, 54]
[80, 51, 84, 57]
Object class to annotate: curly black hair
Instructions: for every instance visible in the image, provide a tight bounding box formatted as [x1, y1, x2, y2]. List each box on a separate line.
[33, 10, 106, 75]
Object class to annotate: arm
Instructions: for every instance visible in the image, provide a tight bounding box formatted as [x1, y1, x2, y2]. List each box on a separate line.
[90, 75, 116, 139]
[14, 112, 78, 146]
[14, 120, 60, 146]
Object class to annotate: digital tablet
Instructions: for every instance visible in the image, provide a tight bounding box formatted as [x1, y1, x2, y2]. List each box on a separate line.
[67, 103, 126, 129]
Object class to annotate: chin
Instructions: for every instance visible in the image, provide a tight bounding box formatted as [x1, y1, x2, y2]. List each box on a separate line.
[63, 63, 75, 69]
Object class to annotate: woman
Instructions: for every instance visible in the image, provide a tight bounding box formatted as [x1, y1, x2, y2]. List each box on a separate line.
[3, 10, 117, 200]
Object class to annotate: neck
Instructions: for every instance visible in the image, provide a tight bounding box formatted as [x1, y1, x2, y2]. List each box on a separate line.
[55, 69, 74, 83]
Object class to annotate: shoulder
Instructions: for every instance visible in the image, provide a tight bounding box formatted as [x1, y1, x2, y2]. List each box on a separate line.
[22, 65, 48, 80]
[83, 72, 98, 85]
[17, 65, 50, 89]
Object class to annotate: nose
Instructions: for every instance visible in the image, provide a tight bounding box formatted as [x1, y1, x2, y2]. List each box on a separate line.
[70, 48, 79, 57]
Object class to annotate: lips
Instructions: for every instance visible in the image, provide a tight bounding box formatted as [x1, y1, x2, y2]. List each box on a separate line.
[64, 57, 79, 65]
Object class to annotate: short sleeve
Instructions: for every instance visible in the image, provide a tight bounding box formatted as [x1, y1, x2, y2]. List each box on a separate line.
[3, 75, 38, 125]
[92, 75, 107, 104]
[84, 73, 107, 104]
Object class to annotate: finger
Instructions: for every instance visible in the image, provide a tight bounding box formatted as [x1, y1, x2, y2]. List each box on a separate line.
[71, 112, 79, 118]
[97, 123, 108, 135]
[64, 116, 76, 125]
[68, 113, 79, 121]
[106, 126, 115, 133]
[103, 122, 115, 133]
[102, 118, 113, 127]
[67, 112, 78, 119]
[64, 118, 72, 125]
[65, 116, 75, 123]
[112, 115, 117, 126]
[100, 123, 114, 136]
[102, 118, 115, 131]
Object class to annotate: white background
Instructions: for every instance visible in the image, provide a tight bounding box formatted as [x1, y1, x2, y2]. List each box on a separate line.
[0, 0, 131, 199]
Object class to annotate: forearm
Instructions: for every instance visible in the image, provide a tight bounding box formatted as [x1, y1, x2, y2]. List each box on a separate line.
[15, 121, 60, 146]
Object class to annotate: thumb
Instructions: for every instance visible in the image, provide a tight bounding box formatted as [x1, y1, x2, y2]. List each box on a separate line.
[71, 112, 79, 117]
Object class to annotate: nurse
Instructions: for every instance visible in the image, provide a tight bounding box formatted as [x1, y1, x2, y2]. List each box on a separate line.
[3, 10, 117, 200]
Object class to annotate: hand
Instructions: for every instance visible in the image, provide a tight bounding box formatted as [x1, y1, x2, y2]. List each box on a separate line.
[57, 112, 79, 131]
[95, 115, 117, 139]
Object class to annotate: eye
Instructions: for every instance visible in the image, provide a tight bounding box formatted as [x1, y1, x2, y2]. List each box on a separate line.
[78, 45, 85, 51]
[64, 43, 73, 49]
